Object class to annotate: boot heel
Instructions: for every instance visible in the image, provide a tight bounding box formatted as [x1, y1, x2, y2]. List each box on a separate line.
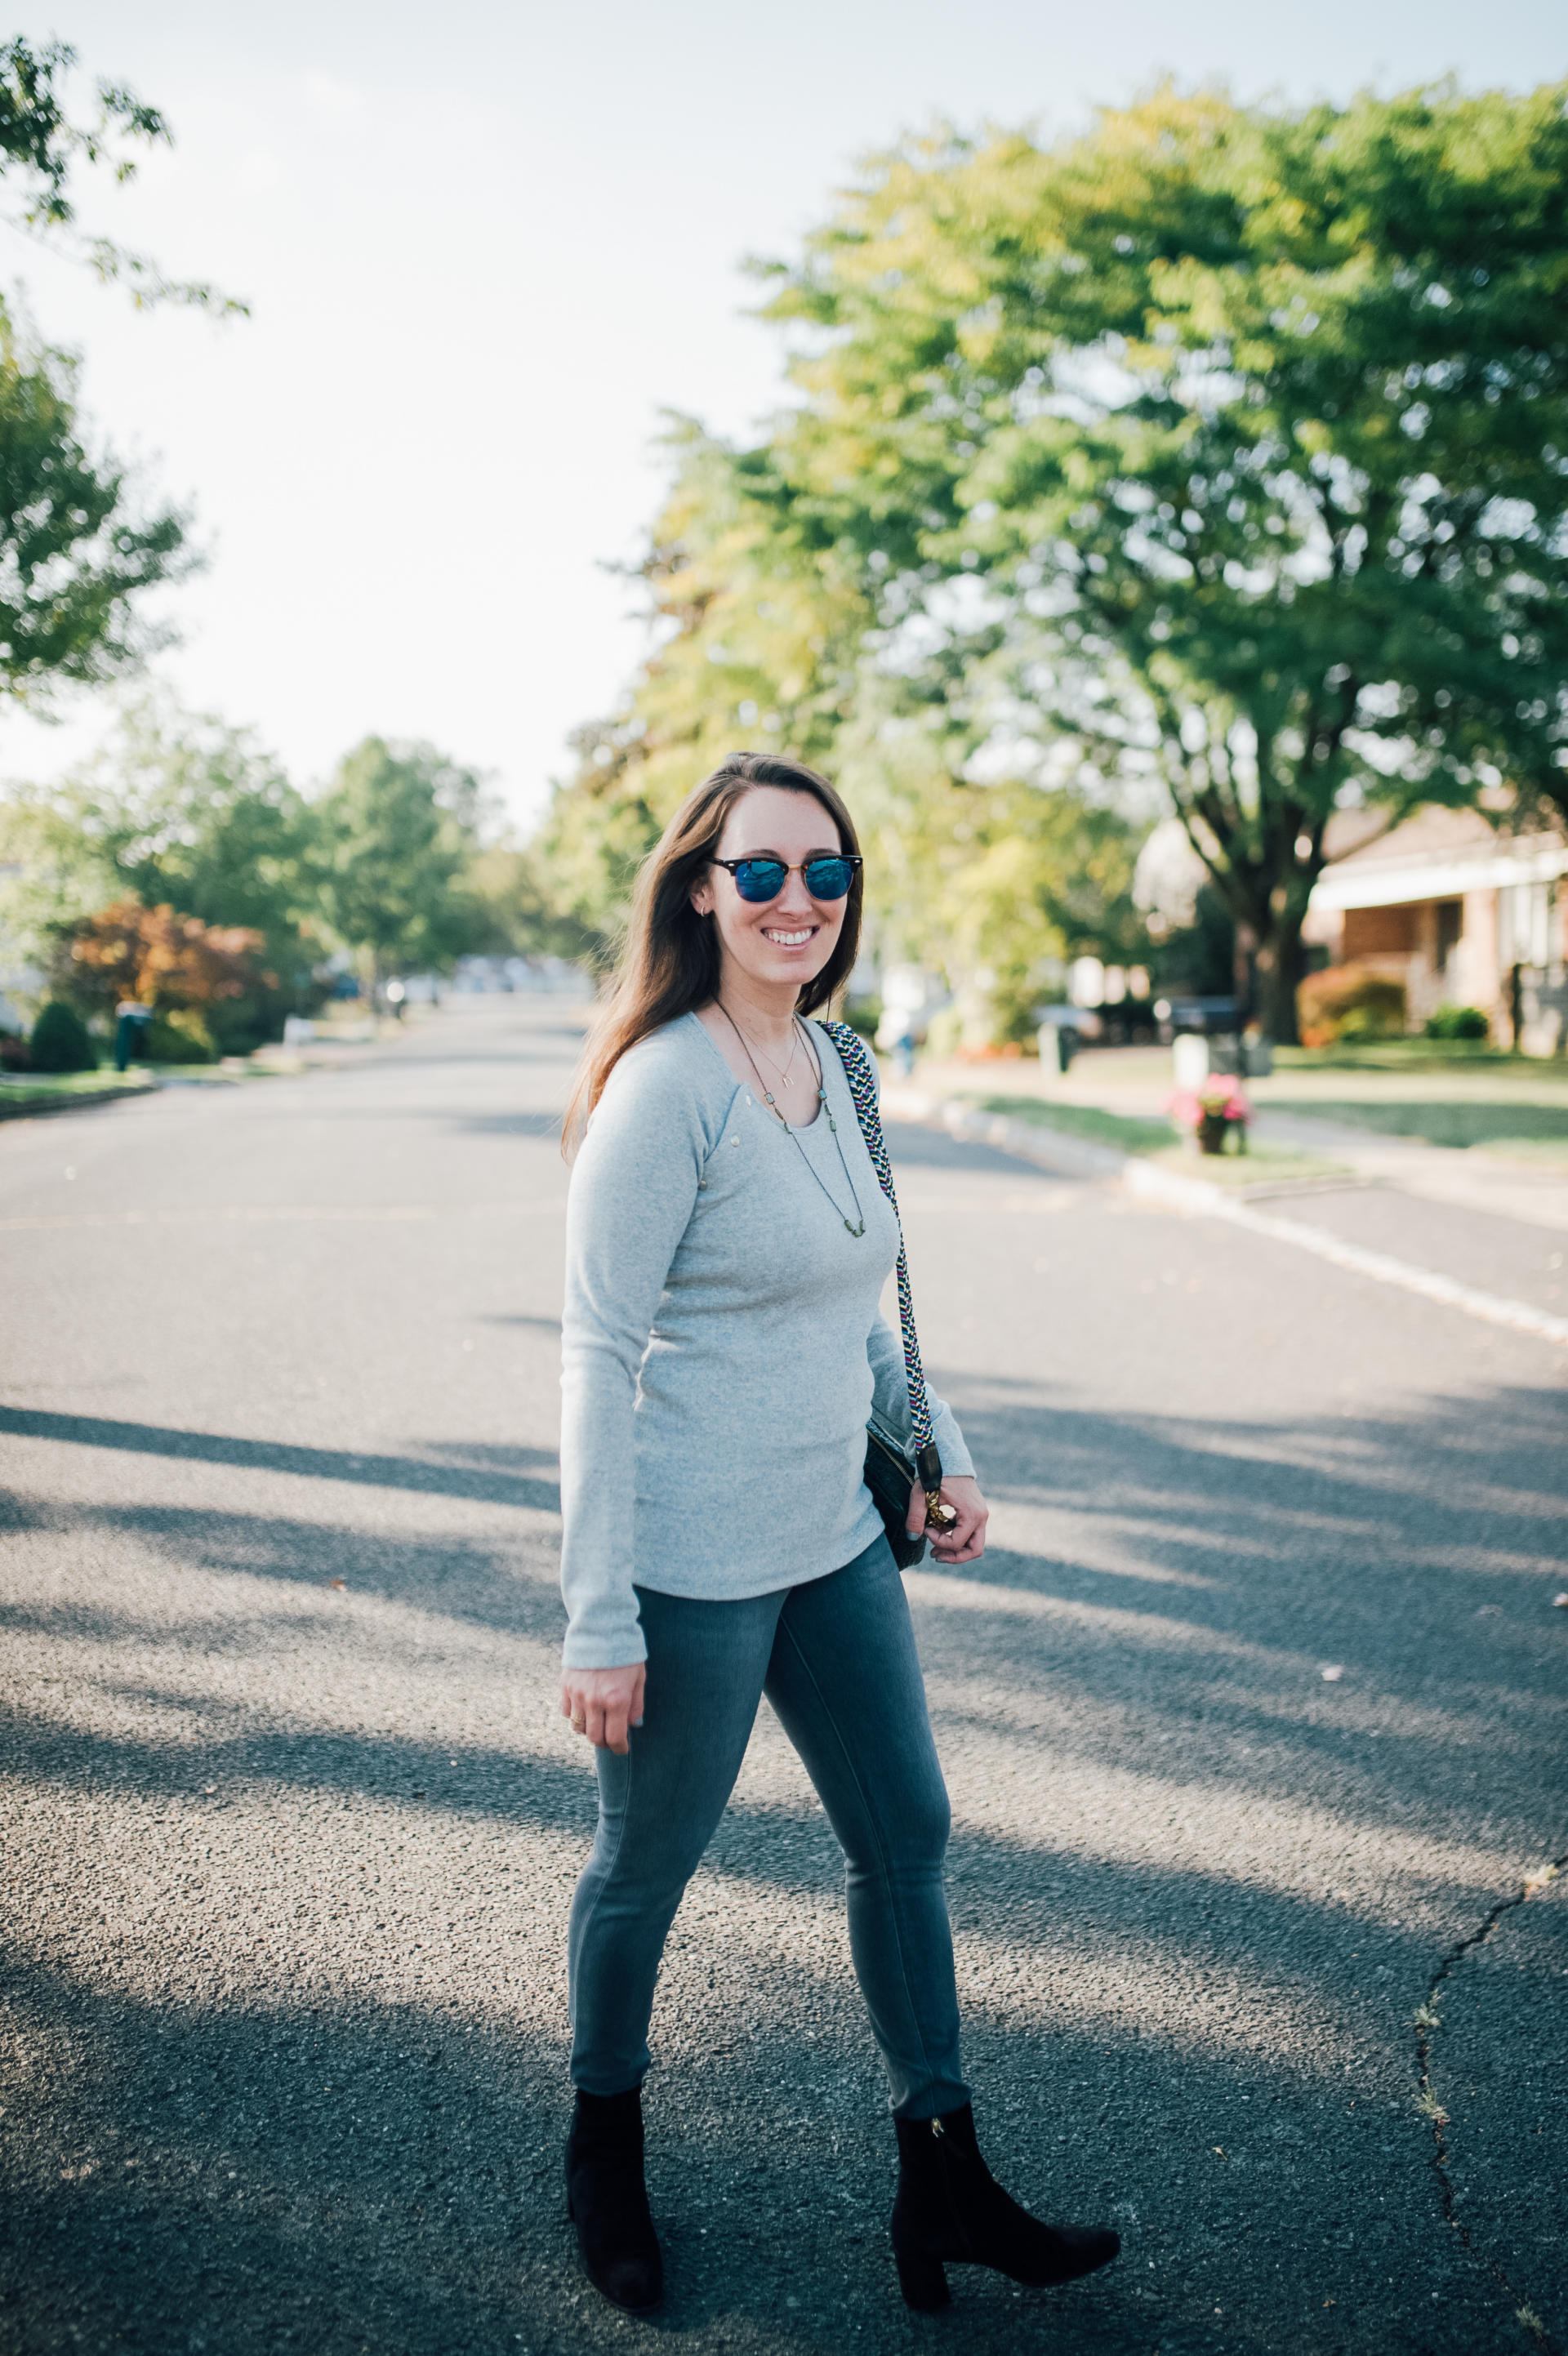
[895, 2245, 951, 2311]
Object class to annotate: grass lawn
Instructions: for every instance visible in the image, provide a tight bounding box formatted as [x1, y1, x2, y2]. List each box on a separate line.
[1265, 1097, 1568, 1150]
[979, 1096, 1174, 1154]
[0, 1069, 161, 1114]
[1270, 1040, 1568, 1078]
[979, 1095, 1349, 1187]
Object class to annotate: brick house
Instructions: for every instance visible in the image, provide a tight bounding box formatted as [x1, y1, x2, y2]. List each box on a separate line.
[1303, 804, 1568, 1052]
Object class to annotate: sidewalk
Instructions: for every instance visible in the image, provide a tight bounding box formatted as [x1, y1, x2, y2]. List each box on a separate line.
[891, 1045, 1568, 1230]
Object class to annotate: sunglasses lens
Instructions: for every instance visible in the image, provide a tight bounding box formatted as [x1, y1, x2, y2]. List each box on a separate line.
[732, 859, 787, 902]
[803, 857, 854, 900]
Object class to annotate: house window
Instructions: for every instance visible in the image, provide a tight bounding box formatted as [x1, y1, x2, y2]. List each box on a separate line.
[1500, 883, 1552, 970]
[1343, 903, 1419, 957]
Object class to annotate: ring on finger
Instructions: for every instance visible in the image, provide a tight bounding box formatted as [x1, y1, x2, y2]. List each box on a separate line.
[571, 1714, 586, 1733]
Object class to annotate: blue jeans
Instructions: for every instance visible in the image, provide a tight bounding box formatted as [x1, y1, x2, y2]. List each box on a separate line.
[568, 1533, 969, 2118]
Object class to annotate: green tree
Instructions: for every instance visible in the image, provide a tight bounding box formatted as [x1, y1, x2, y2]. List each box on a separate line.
[540, 418, 1147, 1020]
[43, 701, 318, 938]
[757, 82, 1568, 1037]
[0, 38, 245, 716]
[318, 737, 487, 986]
[1, 701, 323, 1043]
[0, 323, 191, 703]
[0, 35, 243, 311]
[532, 415, 875, 964]
[463, 840, 596, 966]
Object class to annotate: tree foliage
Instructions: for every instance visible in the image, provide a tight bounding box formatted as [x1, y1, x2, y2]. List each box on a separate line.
[2, 706, 564, 1035]
[28, 996, 95, 1071]
[0, 35, 243, 312]
[0, 702, 323, 1043]
[51, 897, 266, 1023]
[750, 80, 1568, 1036]
[316, 737, 492, 983]
[536, 419, 1146, 1010]
[462, 840, 597, 967]
[0, 37, 243, 718]
[532, 416, 876, 963]
[64, 701, 320, 948]
[0, 324, 191, 702]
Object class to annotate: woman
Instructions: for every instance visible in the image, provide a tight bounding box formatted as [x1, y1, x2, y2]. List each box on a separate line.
[557, 750, 1119, 2315]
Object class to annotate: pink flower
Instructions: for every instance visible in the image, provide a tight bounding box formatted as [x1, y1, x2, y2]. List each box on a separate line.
[1167, 1080, 1250, 1131]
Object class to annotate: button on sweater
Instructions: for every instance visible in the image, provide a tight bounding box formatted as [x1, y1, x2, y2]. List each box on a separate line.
[559, 1013, 973, 1666]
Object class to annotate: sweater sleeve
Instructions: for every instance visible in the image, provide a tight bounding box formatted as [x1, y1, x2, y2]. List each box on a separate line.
[866, 1312, 974, 1481]
[559, 1036, 714, 1667]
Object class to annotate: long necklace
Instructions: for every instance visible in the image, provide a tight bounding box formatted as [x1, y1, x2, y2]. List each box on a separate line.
[715, 1002, 868, 1239]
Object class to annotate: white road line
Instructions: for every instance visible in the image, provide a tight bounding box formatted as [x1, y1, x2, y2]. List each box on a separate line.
[891, 1093, 1568, 1352]
[1198, 1191, 1568, 1350]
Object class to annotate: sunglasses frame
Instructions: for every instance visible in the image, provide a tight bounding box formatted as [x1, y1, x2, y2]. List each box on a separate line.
[711, 853, 864, 905]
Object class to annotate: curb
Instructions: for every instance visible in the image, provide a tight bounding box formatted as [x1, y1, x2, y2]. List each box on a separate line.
[0, 1024, 422, 1125]
[0, 1080, 162, 1124]
[882, 1084, 1366, 1211]
[880, 1088, 1128, 1182]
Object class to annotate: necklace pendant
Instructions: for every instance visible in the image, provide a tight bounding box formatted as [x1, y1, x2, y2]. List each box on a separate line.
[845, 1218, 865, 1236]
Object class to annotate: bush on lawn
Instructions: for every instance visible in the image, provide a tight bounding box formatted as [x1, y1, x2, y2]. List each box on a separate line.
[1424, 1004, 1490, 1041]
[29, 1000, 98, 1072]
[0, 1031, 30, 1071]
[146, 1009, 219, 1063]
[1296, 964, 1408, 1048]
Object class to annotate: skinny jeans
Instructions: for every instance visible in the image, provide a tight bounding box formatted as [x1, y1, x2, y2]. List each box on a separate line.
[568, 1533, 969, 2118]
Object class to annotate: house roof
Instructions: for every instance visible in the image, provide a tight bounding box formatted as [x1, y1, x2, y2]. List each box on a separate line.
[1310, 803, 1568, 913]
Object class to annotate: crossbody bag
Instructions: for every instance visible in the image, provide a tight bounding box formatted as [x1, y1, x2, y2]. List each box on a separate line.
[821, 1020, 958, 1570]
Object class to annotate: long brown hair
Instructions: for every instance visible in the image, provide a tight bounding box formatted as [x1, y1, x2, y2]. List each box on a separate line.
[563, 751, 863, 1154]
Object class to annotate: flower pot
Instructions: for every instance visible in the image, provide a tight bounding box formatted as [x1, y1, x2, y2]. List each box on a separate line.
[1197, 1114, 1231, 1156]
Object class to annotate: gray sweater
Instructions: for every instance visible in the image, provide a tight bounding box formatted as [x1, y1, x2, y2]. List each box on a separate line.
[558, 1013, 973, 1666]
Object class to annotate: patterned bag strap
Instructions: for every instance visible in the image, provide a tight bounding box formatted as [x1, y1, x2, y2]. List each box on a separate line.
[822, 1020, 947, 1508]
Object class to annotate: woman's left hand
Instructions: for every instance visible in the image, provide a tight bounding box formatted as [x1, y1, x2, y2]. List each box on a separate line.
[906, 1473, 987, 1565]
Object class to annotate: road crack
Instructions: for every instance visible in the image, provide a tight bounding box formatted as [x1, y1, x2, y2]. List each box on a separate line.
[1413, 1855, 1567, 2354]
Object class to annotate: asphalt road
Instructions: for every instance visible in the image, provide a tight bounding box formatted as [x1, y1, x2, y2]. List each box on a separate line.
[2, 997, 1564, 2356]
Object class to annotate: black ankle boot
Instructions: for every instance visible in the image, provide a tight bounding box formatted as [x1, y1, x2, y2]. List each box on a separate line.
[890, 2104, 1120, 2311]
[564, 2087, 663, 2313]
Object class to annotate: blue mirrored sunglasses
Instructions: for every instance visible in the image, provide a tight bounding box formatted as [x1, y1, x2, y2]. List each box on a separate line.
[712, 854, 862, 904]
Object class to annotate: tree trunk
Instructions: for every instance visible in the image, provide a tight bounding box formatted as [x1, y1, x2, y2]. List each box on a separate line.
[1255, 912, 1309, 1044]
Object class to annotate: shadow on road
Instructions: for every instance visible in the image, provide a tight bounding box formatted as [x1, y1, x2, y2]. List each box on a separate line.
[0, 1408, 561, 1514]
[4, 1935, 1190, 2356]
[3, 1352, 1565, 2349]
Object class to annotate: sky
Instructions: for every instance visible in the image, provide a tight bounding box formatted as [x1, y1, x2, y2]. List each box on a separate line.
[4, 0, 1565, 829]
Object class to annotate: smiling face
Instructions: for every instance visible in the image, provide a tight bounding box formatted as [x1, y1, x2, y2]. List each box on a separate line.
[689, 785, 849, 1005]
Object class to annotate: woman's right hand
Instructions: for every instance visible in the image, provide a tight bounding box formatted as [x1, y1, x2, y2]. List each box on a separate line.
[560, 1663, 646, 1755]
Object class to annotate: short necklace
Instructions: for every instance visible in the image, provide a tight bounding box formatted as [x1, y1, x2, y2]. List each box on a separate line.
[715, 1002, 868, 1239]
[751, 1020, 801, 1093]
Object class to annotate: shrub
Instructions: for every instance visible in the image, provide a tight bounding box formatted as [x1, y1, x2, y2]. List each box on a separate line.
[1424, 1004, 1490, 1042]
[51, 899, 269, 1026]
[29, 1000, 98, 1072]
[1296, 964, 1408, 1048]
[146, 1009, 218, 1064]
[0, 1031, 30, 1071]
